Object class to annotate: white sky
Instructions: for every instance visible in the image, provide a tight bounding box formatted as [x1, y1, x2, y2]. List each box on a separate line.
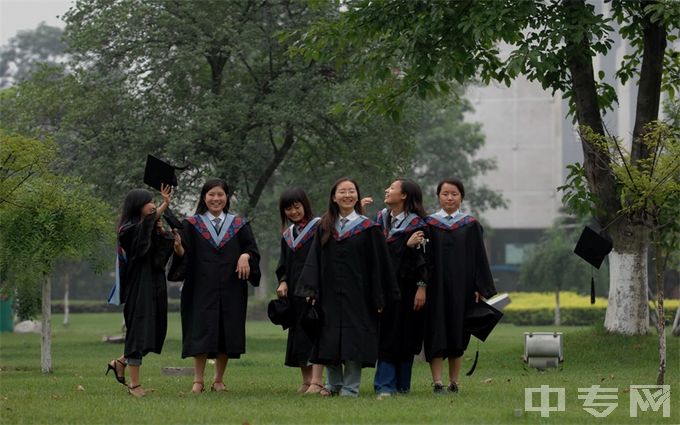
[0, 0, 72, 46]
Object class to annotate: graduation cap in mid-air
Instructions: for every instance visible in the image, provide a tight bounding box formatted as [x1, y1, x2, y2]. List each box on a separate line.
[574, 226, 613, 304]
[463, 300, 504, 376]
[574, 226, 613, 269]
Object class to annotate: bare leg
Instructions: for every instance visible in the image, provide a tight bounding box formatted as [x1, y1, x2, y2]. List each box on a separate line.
[304, 364, 325, 394]
[298, 365, 313, 393]
[301, 365, 313, 384]
[113, 355, 126, 381]
[192, 355, 206, 393]
[449, 357, 462, 384]
[429, 357, 443, 384]
[127, 365, 145, 397]
[212, 354, 228, 391]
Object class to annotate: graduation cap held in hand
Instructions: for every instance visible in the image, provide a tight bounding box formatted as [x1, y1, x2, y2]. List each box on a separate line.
[464, 300, 503, 342]
[463, 300, 503, 376]
[574, 226, 613, 304]
[143, 154, 182, 191]
[267, 298, 294, 330]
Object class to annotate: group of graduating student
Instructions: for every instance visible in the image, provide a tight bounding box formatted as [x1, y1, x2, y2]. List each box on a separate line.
[107, 175, 496, 398]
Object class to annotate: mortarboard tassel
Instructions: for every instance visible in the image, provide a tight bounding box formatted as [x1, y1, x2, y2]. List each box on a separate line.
[466, 340, 480, 376]
[590, 268, 595, 305]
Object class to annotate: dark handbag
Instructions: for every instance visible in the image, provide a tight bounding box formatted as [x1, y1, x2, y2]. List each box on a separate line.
[300, 302, 323, 340]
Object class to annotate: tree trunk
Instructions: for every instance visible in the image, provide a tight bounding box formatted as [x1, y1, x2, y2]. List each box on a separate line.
[41, 275, 52, 373]
[604, 223, 650, 335]
[63, 271, 70, 327]
[653, 233, 665, 385]
[554, 289, 561, 326]
[631, 0, 666, 162]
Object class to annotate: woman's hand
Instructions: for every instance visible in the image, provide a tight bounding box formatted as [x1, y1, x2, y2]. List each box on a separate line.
[360, 197, 374, 207]
[236, 253, 251, 280]
[173, 229, 184, 256]
[156, 183, 172, 218]
[474, 291, 482, 303]
[406, 231, 425, 248]
[413, 286, 426, 311]
[276, 281, 288, 298]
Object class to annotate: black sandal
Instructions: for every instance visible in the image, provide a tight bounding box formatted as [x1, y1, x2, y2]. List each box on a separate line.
[105, 359, 127, 386]
[191, 381, 205, 393]
[210, 381, 227, 392]
[128, 384, 145, 398]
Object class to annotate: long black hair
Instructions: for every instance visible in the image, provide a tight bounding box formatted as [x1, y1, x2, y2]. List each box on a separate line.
[118, 189, 153, 230]
[396, 178, 427, 218]
[278, 187, 314, 230]
[319, 177, 364, 246]
[195, 178, 230, 214]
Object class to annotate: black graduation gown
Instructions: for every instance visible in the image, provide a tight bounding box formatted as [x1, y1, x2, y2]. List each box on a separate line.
[376, 212, 429, 362]
[295, 217, 400, 367]
[169, 214, 261, 359]
[275, 219, 319, 367]
[118, 214, 172, 358]
[423, 215, 496, 361]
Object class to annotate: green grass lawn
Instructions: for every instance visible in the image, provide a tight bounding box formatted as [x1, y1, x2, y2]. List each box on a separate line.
[0, 313, 677, 424]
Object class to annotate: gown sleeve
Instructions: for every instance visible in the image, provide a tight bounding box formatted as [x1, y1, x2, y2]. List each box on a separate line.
[123, 214, 156, 262]
[275, 237, 288, 284]
[294, 232, 322, 299]
[117, 214, 156, 303]
[416, 227, 430, 283]
[369, 227, 400, 311]
[473, 222, 497, 299]
[167, 219, 192, 282]
[238, 222, 261, 287]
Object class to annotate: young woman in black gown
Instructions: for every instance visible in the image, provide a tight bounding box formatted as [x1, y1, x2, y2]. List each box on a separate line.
[373, 179, 429, 396]
[295, 177, 399, 397]
[275, 187, 324, 394]
[107, 183, 179, 397]
[171, 178, 261, 393]
[423, 179, 496, 394]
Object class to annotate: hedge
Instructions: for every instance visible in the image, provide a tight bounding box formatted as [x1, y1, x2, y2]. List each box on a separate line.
[39, 291, 680, 327]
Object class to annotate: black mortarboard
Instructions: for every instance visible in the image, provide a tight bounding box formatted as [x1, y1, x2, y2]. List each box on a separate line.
[143, 154, 178, 191]
[267, 298, 294, 330]
[574, 225, 612, 305]
[463, 300, 504, 376]
[574, 226, 613, 269]
[464, 301, 503, 342]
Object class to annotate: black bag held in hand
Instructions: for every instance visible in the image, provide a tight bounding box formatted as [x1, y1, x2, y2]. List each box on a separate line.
[300, 302, 323, 340]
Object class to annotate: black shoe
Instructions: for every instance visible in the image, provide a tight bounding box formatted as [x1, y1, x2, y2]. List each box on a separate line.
[447, 382, 459, 393]
[105, 359, 127, 386]
[432, 383, 445, 394]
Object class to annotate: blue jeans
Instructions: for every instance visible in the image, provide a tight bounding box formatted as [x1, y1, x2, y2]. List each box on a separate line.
[326, 361, 362, 397]
[373, 359, 414, 394]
